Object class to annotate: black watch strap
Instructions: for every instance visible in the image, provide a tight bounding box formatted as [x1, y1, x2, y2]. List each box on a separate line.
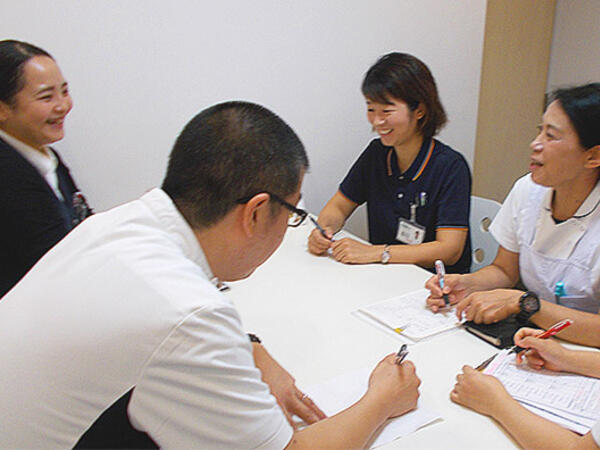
[516, 291, 540, 323]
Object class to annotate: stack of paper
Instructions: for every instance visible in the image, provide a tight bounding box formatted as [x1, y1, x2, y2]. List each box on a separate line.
[356, 289, 462, 341]
[484, 350, 600, 433]
[304, 367, 441, 448]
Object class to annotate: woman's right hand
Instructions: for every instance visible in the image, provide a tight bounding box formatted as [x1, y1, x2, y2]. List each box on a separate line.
[307, 227, 333, 256]
[513, 328, 571, 372]
[425, 274, 470, 312]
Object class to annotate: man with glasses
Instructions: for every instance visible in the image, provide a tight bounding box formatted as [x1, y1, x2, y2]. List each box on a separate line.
[0, 101, 421, 449]
[237, 192, 309, 227]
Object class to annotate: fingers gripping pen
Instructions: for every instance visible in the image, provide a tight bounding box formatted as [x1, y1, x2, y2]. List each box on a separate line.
[434, 260, 450, 306]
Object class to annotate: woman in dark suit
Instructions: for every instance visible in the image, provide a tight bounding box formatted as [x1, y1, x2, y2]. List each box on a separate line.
[0, 40, 92, 297]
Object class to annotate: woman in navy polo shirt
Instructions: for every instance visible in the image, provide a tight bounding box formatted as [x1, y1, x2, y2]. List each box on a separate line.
[308, 52, 471, 273]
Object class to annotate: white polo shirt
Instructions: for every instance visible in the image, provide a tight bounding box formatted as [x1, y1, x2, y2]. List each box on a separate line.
[491, 174, 600, 260]
[0, 188, 292, 448]
[490, 175, 600, 311]
[593, 420, 600, 445]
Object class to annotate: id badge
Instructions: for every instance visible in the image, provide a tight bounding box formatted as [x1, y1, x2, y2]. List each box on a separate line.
[396, 218, 425, 245]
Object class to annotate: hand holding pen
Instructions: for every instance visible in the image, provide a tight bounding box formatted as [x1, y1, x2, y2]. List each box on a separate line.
[434, 260, 450, 306]
[307, 217, 336, 256]
[476, 319, 573, 371]
[310, 217, 334, 241]
[425, 271, 472, 313]
[513, 323, 575, 371]
[395, 344, 409, 365]
[510, 319, 573, 354]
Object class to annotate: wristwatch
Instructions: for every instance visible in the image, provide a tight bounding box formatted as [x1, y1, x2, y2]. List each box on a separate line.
[381, 245, 391, 264]
[516, 291, 540, 323]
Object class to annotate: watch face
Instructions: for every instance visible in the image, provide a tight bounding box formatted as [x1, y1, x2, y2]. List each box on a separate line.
[522, 294, 539, 312]
[382, 251, 390, 264]
[381, 246, 391, 264]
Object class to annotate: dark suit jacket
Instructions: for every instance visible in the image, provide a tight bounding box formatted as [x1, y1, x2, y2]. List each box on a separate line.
[0, 137, 86, 297]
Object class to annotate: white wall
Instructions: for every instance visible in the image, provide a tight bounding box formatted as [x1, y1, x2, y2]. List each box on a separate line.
[547, 0, 600, 89]
[2, 0, 486, 238]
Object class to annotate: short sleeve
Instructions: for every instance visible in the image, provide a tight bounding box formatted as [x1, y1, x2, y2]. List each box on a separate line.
[592, 420, 600, 446]
[129, 303, 293, 449]
[489, 176, 531, 253]
[435, 157, 471, 229]
[339, 144, 374, 206]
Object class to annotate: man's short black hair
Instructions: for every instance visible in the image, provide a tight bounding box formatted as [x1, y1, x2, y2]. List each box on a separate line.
[162, 101, 309, 229]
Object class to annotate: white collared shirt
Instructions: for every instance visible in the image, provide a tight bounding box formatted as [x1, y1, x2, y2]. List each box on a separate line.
[491, 174, 600, 259]
[0, 188, 291, 448]
[0, 128, 63, 200]
[532, 180, 600, 259]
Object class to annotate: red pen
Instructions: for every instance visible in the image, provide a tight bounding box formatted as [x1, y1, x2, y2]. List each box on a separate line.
[509, 318, 573, 354]
[476, 319, 574, 371]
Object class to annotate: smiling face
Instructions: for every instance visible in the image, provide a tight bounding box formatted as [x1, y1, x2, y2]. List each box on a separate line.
[529, 100, 591, 189]
[0, 56, 72, 151]
[366, 98, 423, 150]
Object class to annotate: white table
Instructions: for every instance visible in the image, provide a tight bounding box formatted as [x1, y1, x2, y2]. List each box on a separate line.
[226, 223, 518, 449]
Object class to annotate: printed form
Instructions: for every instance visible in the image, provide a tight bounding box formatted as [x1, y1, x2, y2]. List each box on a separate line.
[484, 350, 600, 432]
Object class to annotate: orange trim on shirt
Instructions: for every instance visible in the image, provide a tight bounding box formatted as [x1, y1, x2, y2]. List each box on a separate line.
[412, 140, 435, 181]
[435, 226, 469, 231]
[386, 148, 393, 176]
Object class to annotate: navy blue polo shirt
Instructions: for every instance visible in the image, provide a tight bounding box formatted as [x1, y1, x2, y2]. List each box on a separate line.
[339, 138, 472, 273]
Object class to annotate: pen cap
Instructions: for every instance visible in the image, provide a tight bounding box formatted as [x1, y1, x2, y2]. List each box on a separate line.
[434, 260, 445, 276]
[554, 281, 566, 297]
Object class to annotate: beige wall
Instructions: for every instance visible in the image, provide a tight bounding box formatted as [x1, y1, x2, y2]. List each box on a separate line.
[547, 0, 600, 89]
[473, 0, 556, 203]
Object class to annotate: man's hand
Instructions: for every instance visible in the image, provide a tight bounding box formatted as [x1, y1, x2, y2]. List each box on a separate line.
[455, 289, 522, 323]
[330, 238, 380, 264]
[252, 343, 326, 427]
[450, 365, 511, 417]
[366, 354, 421, 418]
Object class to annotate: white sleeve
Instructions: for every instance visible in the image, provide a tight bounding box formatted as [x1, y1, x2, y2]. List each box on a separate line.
[592, 420, 600, 446]
[489, 175, 531, 254]
[128, 303, 293, 449]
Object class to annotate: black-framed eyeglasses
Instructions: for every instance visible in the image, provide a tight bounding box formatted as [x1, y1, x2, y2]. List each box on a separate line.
[236, 192, 308, 227]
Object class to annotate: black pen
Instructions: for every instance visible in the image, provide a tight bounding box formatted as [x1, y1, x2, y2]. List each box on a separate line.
[395, 344, 409, 365]
[310, 217, 331, 240]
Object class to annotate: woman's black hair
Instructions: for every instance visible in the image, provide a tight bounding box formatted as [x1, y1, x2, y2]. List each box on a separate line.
[361, 52, 447, 140]
[549, 83, 600, 150]
[0, 40, 53, 105]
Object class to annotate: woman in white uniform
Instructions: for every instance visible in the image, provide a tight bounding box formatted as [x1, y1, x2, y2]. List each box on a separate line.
[426, 83, 600, 347]
[452, 326, 600, 449]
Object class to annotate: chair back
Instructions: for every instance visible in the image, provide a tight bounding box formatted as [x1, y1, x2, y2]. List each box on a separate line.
[470, 196, 502, 272]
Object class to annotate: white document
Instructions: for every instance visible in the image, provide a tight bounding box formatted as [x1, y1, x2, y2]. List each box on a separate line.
[484, 350, 600, 432]
[357, 289, 462, 341]
[304, 367, 441, 448]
